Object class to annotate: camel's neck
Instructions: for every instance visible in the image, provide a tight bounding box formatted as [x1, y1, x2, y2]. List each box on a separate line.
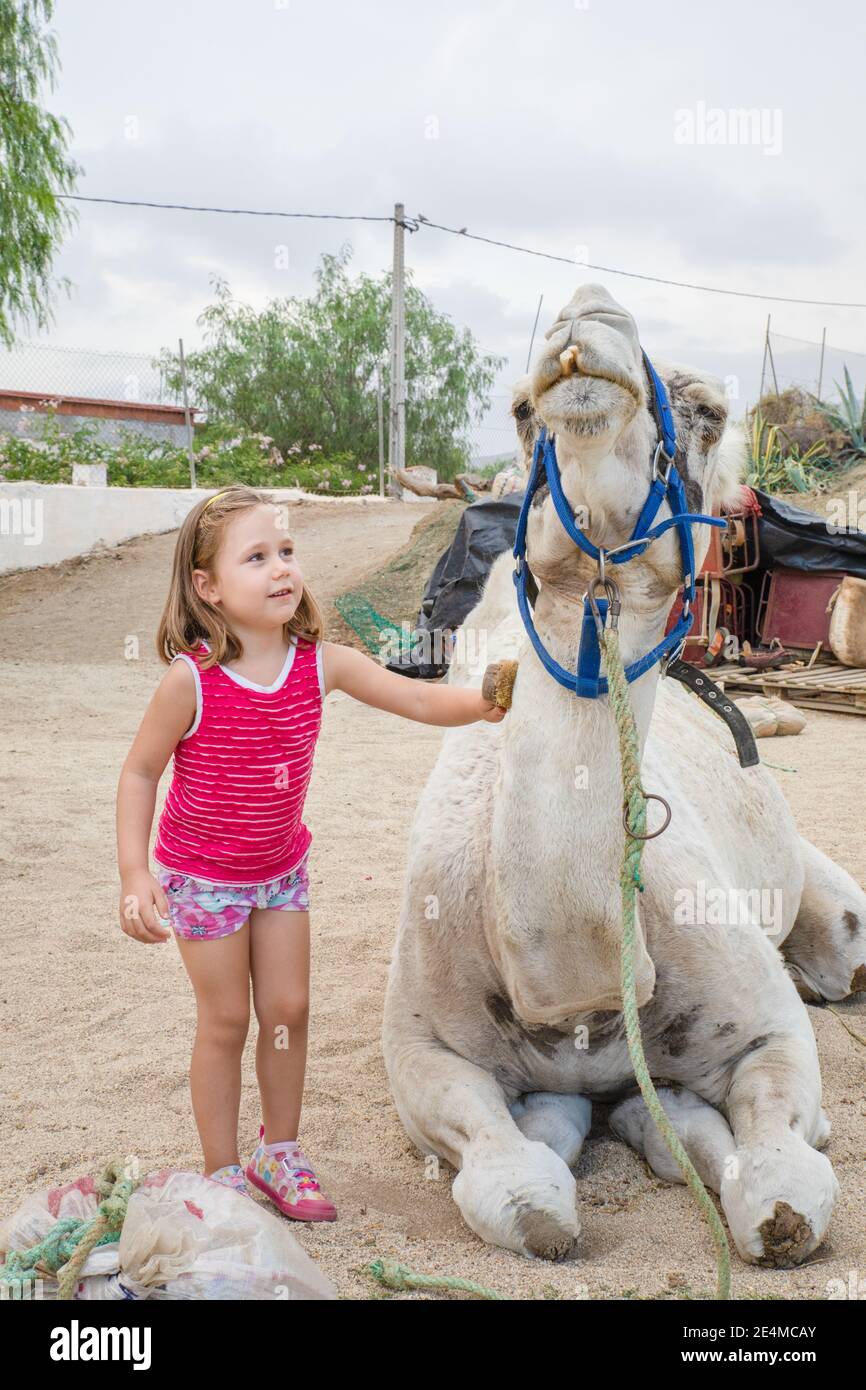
[529, 579, 670, 748]
[487, 512, 674, 1021]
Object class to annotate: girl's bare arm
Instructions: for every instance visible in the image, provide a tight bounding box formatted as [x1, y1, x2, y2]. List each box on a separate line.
[321, 641, 505, 726]
[116, 660, 197, 874]
[116, 661, 196, 943]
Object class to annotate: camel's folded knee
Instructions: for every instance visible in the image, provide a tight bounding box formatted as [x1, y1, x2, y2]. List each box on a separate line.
[720, 1134, 839, 1267]
[452, 1134, 580, 1260]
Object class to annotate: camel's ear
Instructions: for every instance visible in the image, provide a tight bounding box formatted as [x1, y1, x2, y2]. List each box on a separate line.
[664, 369, 742, 510]
[679, 375, 729, 445]
[511, 374, 538, 472]
[510, 374, 534, 420]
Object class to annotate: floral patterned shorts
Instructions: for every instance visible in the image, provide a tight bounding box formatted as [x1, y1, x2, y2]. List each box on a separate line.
[154, 850, 311, 941]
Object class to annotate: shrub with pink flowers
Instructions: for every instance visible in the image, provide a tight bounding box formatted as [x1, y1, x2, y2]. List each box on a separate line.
[0, 413, 379, 494]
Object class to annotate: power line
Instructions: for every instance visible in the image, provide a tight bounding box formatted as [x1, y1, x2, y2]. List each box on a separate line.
[4, 337, 157, 360]
[57, 194, 866, 310]
[412, 215, 866, 310]
[61, 195, 393, 223]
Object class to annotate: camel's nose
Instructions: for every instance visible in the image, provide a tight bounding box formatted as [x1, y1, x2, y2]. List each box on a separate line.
[555, 282, 623, 325]
[543, 283, 641, 379]
[547, 284, 638, 345]
[527, 281, 645, 417]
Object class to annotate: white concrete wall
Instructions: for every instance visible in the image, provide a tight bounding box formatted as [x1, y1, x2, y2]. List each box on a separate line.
[0, 482, 396, 575]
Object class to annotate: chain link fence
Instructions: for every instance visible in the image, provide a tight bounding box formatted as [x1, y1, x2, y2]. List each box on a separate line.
[0, 339, 385, 494]
[762, 331, 866, 404]
[0, 340, 180, 405]
[466, 393, 519, 473]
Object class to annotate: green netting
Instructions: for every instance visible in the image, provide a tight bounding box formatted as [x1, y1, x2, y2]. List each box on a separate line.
[332, 499, 466, 657]
[333, 593, 410, 656]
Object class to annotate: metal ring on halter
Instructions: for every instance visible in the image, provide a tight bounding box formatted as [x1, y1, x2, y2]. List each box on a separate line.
[604, 534, 649, 560]
[587, 573, 620, 604]
[623, 791, 672, 841]
[586, 574, 619, 622]
[662, 636, 687, 673]
[652, 439, 674, 485]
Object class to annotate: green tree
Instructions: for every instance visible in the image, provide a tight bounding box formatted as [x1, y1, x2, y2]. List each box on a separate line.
[158, 244, 506, 478]
[0, 0, 82, 349]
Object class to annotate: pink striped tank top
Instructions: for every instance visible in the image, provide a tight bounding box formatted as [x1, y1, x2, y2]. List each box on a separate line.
[153, 634, 324, 885]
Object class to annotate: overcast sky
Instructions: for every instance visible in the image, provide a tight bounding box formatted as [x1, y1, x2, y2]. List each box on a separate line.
[15, 0, 866, 433]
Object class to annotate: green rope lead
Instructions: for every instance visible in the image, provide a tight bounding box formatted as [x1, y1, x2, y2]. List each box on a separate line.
[600, 627, 732, 1302]
[368, 1257, 509, 1299]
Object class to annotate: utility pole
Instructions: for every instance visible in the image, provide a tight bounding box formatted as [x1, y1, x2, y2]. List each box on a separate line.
[376, 361, 385, 497]
[817, 326, 827, 401]
[179, 337, 196, 487]
[758, 315, 770, 404]
[387, 202, 406, 498]
[526, 293, 543, 373]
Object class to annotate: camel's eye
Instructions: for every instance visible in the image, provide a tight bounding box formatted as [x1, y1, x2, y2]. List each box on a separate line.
[695, 402, 726, 426]
[514, 401, 533, 422]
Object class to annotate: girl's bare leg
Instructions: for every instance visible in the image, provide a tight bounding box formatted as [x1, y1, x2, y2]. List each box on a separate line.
[249, 908, 310, 1143]
[174, 925, 251, 1173]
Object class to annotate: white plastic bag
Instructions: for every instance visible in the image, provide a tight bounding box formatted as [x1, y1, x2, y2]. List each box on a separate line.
[1, 1168, 336, 1300]
[118, 1169, 335, 1300]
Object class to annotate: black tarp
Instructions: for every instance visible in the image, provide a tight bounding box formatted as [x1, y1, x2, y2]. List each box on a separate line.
[416, 491, 526, 634]
[751, 489, 866, 580]
[384, 493, 523, 676]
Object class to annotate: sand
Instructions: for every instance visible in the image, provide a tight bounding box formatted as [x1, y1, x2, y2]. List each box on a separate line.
[0, 498, 863, 1301]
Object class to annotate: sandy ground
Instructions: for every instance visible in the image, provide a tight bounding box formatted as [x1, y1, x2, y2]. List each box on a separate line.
[1, 498, 864, 1302]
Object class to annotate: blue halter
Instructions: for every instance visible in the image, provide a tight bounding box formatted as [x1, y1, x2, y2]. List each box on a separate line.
[512, 352, 726, 698]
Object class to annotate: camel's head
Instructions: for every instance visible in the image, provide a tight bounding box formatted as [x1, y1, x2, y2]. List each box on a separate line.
[511, 284, 744, 595]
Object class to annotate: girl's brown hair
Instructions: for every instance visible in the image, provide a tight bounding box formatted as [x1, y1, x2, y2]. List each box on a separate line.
[156, 484, 324, 669]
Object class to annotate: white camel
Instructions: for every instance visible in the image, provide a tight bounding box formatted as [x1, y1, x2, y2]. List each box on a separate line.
[382, 283, 866, 1266]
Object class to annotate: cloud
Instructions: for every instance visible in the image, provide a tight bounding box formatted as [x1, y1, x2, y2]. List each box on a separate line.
[16, 0, 862, 426]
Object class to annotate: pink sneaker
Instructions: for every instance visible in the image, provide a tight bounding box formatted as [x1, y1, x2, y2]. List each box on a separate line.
[245, 1124, 337, 1222]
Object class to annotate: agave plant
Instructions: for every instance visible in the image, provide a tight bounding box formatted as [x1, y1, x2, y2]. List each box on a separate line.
[809, 366, 866, 460]
[746, 408, 832, 492]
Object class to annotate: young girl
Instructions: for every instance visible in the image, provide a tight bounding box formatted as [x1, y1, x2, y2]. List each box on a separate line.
[116, 482, 505, 1222]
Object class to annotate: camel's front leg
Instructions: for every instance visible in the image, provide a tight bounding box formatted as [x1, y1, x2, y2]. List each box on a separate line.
[783, 835, 866, 1001]
[384, 1038, 580, 1259]
[721, 1033, 839, 1266]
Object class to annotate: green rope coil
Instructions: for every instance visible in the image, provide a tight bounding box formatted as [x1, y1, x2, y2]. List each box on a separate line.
[600, 626, 732, 1301]
[0, 1158, 142, 1301]
[368, 1257, 508, 1299]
